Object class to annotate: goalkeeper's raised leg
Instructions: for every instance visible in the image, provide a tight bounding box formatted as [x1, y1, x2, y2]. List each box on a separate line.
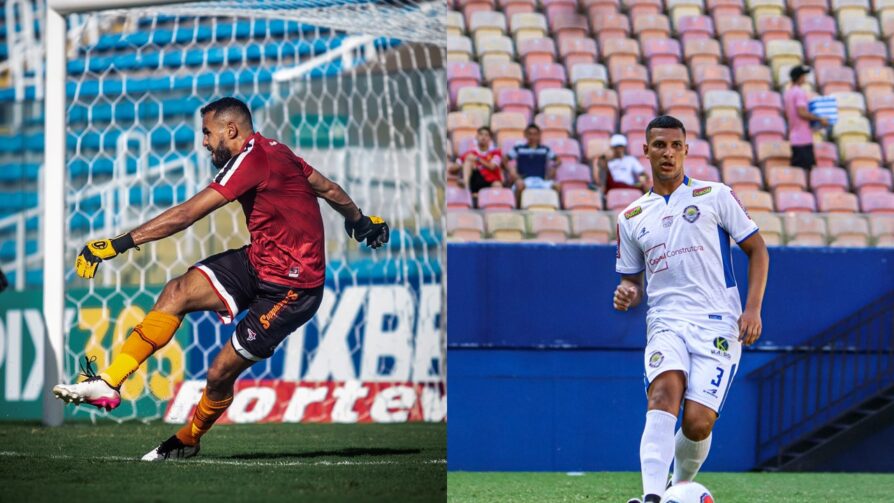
[53, 97, 390, 459]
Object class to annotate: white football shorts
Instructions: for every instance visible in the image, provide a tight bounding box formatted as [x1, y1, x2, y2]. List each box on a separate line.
[643, 317, 742, 414]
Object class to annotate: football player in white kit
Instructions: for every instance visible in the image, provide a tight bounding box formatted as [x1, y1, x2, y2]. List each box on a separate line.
[614, 116, 769, 503]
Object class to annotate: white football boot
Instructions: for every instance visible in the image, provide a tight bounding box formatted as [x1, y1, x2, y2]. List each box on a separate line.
[142, 435, 200, 461]
[52, 357, 121, 411]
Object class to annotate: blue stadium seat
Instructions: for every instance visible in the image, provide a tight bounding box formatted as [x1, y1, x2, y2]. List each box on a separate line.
[0, 163, 40, 183]
[3, 269, 45, 287]
[0, 239, 37, 261]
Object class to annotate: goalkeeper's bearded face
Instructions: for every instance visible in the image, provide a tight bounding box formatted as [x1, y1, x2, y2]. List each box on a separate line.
[201, 112, 237, 169]
[209, 140, 233, 169]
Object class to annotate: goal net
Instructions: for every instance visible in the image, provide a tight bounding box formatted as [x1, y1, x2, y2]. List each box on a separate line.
[58, 0, 446, 424]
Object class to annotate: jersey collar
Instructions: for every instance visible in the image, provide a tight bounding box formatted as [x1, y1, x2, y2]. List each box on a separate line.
[649, 175, 691, 204]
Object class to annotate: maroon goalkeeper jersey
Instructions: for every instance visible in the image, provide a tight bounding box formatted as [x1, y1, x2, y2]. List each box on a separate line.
[208, 132, 325, 289]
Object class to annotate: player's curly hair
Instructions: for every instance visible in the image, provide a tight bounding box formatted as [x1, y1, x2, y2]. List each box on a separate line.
[646, 115, 686, 139]
[201, 97, 253, 129]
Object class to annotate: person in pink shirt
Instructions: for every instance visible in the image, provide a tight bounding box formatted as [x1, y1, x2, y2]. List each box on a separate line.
[783, 66, 829, 171]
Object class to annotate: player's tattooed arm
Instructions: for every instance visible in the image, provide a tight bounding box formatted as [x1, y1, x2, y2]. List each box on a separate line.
[306, 168, 362, 222]
[737, 231, 769, 346]
[128, 187, 229, 246]
[613, 273, 644, 312]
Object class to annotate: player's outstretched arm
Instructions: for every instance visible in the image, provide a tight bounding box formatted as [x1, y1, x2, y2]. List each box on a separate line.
[307, 168, 389, 249]
[614, 272, 644, 311]
[74, 188, 229, 279]
[737, 231, 769, 346]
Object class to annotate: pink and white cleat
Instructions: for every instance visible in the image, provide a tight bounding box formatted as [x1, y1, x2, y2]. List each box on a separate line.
[52, 357, 121, 411]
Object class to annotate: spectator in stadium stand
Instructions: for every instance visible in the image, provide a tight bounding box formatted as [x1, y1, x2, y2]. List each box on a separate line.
[507, 124, 560, 196]
[784, 65, 828, 171]
[459, 126, 504, 194]
[597, 134, 648, 192]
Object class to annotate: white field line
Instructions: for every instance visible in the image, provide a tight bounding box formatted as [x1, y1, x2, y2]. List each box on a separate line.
[0, 451, 446, 467]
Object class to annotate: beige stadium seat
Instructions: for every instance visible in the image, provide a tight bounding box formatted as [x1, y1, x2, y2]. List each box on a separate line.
[703, 90, 743, 119]
[457, 87, 495, 124]
[528, 212, 571, 242]
[706, 116, 745, 143]
[713, 139, 755, 168]
[832, 116, 872, 154]
[784, 212, 827, 245]
[667, 0, 705, 28]
[484, 61, 524, 94]
[447, 211, 485, 241]
[538, 88, 576, 117]
[653, 64, 691, 95]
[448, 111, 484, 143]
[748, 0, 785, 20]
[736, 189, 775, 212]
[831, 92, 867, 120]
[571, 211, 613, 242]
[470, 11, 507, 46]
[490, 111, 528, 145]
[869, 214, 894, 246]
[841, 15, 880, 46]
[833, 0, 871, 24]
[766, 166, 808, 193]
[448, 11, 466, 38]
[476, 36, 515, 67]
[448, 36, 473, 62]
[858, 66, 894, 97]
[570, 64, 608, 95]
[757, 141, 792, 169]
[486, 212, 527, 241]
[510, 12, 548, 43]
[521, 188, 561, 211]
[827, 213, 870, 247]
[766, 40, 804, 78]
[602, 38, 642, 69]
[749, 211, 784, 245]
[842, 142, 883, 172]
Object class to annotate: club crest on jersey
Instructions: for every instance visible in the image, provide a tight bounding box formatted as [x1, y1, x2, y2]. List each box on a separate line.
[624, 206, 643, 220]
[693, 186, 712, 197]
[682, 205, 700, 223]
[648, 351, 664, 368]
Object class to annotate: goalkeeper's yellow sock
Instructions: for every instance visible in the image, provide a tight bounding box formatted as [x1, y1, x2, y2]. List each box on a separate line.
[101, 310, 182, 387]
[175, 391, 233, 446]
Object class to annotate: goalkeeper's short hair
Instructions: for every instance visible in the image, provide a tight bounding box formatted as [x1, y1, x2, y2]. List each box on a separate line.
[201, 97, 253, 129]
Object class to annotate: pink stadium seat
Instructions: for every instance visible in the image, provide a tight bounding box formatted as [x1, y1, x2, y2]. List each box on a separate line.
[530, 212, 571, 242]
[660, 89, 700, 116]
[677, 15, 716, 45]
[686, 164, 722, 182]
[455, 137, 478, 157]
[814, 142, 840, 167]
[632, 13, 671, 43]
[619, 89, 658, 117]
[623, 0, 662, 18]
[620, 113, 651, 137]
[491, 111, 527, 144]
[817, 66, 856, 95]
[853, 168, 894, 196]
[583, 0, 621, 18]
[766, 166, 808, 192]
[478, 187, 517, 211]
[737, 190, 775, 212]
[551, 13, 590, 46]
[447, 211, 486, 241]
[576, 114, 615, 146]
[790, 0, 829, 20]
[606, 188, 644, 210]
[652, 64, 691, 95]
[843, 142, 882, 172]
[610, 64, 650, 94]
[448, 62, 483, 103]
[579, 88, 620, 121]
[706, 115, 745, 142]
[500, 0, 536, 18]
[861, 192, 894, 213]
[447, 186, 474, 209]
[806, 39, 846, 71]
[461, 1, 497, 26]
[756, 16, 794, 45]
[684, 38, 722, 68]
[713, 139, 754, 168]
[570, 211, 612, 242]
[818, 191, 859, 213]
[858, 67, 894, 98]
[535, 112, 573, 140]
[735, 64, 773, 96]
[676, 112, 703, 137]
[748, 115, 787, 147]
[642, 39, 683, 70]
[692, 64, 732, 95]
[545, 138, 583, 163]
[744, 90, 783, 119]
[542, 0, 577, 18]
[448, 111, 483, 144]
[868, 94, 894, 123]
[723, 165, 763, 191]
[687, 139, 713, 165]
[528, 63, 568, 95]
[797, 15, 837, 48]
[556, 163, 593, 190]
[497, 88, 536, 122]
[706, 0, 745, 18]
[716, 15, 754, 45]
[848, 41, 888, 74]
[560, 38, 599, 70]
[563, 188, 604, 210]
[484, 61, 524, 96]
[775, 190, 817, 212]
[810, 166, 850, 197]
[519, 38, 557, 72]
[874, 117, 894, 149]
[725, 39, 764, 70]
[756, 140, 792, 169]
[592, 14, 632, 46]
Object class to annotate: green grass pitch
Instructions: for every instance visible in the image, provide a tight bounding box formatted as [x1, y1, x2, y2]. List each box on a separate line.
[447, 471, 894, 502]
[0, 421, 445, 502]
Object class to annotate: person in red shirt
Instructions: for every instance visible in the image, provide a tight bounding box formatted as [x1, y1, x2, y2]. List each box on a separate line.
[459, 126, 503, 193]
[53, 97, 389, 460]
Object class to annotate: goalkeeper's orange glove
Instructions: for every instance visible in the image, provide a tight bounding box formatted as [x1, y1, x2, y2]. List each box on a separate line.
[75, 233, 137, 279]
[345, 211, 389, 249]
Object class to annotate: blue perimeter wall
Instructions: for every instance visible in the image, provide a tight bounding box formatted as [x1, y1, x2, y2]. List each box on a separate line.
[447, 244, 894, 472]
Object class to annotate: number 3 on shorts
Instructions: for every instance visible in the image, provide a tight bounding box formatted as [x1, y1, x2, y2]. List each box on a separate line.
[710, 367, 725, 387]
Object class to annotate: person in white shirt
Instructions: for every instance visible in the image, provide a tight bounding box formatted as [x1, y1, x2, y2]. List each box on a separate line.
[614, 116, 769, 503]
[597, 134, 648, 191]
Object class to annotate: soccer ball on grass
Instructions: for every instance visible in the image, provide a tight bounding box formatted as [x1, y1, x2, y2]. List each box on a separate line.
[662, 481, 714, 503]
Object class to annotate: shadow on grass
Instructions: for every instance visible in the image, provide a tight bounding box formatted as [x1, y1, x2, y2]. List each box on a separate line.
[224, 447, 422, 460]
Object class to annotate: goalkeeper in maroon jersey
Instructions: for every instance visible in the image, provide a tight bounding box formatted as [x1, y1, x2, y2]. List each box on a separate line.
[53, 97, 389, 461]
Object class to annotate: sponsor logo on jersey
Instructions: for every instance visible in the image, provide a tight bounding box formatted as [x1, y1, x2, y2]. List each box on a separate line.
[682, 205, 700, 223]
[649, 351, 664, 368]
[711, 336, 732, 360]
[730, 189, 751, 219]
[624, 206, 643, 219]
[260, 290, 300, 329]
[662, 215, 673, 228]
[708, 314, 722, 320]
[289, 265, 301, 278]
[693, 186, 712, 197]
